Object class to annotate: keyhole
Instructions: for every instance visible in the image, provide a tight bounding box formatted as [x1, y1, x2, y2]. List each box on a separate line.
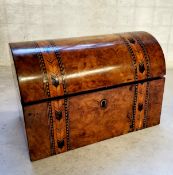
[100, 99, 107, 108]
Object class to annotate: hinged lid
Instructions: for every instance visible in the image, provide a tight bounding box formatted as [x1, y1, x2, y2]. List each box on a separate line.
[10, 31, 166, 104]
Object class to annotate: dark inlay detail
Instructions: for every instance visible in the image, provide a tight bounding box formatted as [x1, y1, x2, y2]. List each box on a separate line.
[49, 41, 67, 94]
[55, 110, 62, 121]
[131, 33, 151, 78]
[120, 35, 138, 132]
[120, 35, 138, 81]
[49, 41, 71, 150]
[130, 84, 138, 130]
[48, 102, 56, 155]
[143, 81, 150, 128]
[64, 98, 70, 150]
[34, 42, 56, 155]
[100, 99, 107, 109]
[139, 62, 145, 73]
[51, 75, 59, 87]
[128, 37, 136, 44]
[131, 33, 151, 128]
[34, 43, 51, 98]
[57, 139, 64, 149]
[138, 103, 143, 111]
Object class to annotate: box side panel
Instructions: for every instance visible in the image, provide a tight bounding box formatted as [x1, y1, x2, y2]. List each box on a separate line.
[23, 103, 51, 161]
[146, 78, 165, 127]
[23, 98, 68, 161]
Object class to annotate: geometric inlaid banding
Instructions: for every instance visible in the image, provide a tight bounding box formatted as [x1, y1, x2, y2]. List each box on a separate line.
[120, 35, 138, 132]
[131, 34, 151, 128]
[34, 42, 56, 155]
[49, 41, 71, 150]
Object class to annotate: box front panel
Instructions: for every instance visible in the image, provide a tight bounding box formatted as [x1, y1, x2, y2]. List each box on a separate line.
[23, 78, 165, 160]
[69, 78, 165, 149]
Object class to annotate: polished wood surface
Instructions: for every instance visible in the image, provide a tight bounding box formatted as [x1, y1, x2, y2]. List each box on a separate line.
[23, 78, 165, 161]
[10, 32, 165, 104]
[9, 31, 166, 161]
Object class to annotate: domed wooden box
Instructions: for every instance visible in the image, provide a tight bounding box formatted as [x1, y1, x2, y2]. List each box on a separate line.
[9, 32, 166, 161]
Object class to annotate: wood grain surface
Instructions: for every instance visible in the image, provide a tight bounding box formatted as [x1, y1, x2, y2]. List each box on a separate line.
[10, 32, 165, 104]
[10, 32, 166, 161]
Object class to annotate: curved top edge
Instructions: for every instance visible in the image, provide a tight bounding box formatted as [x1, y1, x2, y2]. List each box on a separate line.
[135, 31, 166, 75]
[10, 31, 166, 104]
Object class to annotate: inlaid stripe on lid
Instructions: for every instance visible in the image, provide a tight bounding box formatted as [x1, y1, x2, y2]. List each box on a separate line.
[131, 33, 151, 79]
[34, 42, 56, 155]
[49, 41, 71, 150]
[131, 33, 151, 128]
[119, 35, 138, 131]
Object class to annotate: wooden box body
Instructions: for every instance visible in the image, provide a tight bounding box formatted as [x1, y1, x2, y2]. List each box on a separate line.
[10, 32, 166, 161]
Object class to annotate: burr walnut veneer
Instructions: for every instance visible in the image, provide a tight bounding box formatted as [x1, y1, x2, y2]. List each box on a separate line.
[9, 32, 166, 161]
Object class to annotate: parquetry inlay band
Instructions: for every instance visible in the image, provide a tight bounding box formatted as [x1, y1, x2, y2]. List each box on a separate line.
[131, 33, 151, 128]
[49, 41, 71, 150]
[34, 42, 56, 155]
[119, 35, 138, 131]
